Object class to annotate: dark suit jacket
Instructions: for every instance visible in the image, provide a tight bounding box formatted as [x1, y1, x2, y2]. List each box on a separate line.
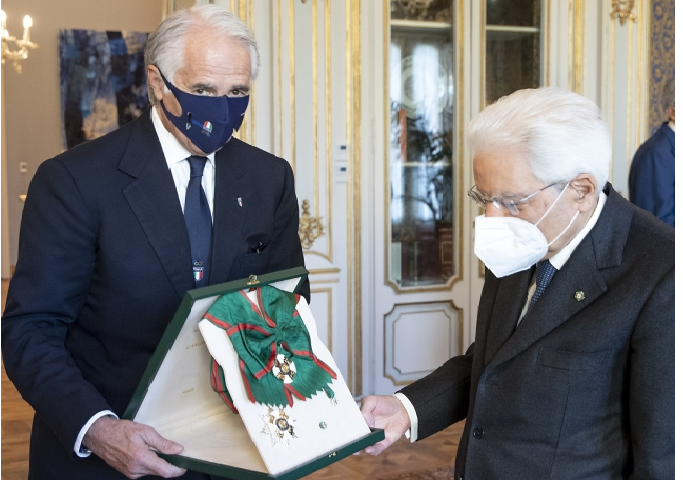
[1, 109, 308, 480]
[628, 122, 675, 227]
[400, 185, 674, 480]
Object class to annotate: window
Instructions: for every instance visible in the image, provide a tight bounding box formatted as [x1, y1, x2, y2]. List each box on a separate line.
[485, 0, 542, 105]
[388, 0, 455, 287]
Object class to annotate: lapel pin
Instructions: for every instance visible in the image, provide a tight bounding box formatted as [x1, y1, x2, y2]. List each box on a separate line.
[574, 291, 586, 301]
[238, 197, 243, 207]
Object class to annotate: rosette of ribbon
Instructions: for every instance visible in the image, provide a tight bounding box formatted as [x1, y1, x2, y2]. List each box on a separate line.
[204, 285, 337, 411]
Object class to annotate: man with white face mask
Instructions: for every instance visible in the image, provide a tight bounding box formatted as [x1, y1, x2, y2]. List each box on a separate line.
[360, 87, 674, 479]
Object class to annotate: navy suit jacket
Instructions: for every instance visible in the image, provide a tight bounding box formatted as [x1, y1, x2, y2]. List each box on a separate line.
[1, 109, 308, 480]
[628, 122, 675, 227]
[400, 185, 674, 479]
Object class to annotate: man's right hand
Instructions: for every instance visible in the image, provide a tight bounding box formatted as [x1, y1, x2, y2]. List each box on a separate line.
[83, 416, 187, 479]
[360, 395, 411, 456]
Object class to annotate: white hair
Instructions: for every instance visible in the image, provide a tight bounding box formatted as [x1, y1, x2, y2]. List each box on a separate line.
[662, 77, 675, 110]
[467, 87, 612, 190]
[145, 4, 260, 104]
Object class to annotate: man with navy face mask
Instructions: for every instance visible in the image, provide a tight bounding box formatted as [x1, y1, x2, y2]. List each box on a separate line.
[360, 88, 674, 479]
[2, 5, 307, 480]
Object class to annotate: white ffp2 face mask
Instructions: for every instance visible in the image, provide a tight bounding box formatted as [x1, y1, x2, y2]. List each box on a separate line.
[473, 183, 579, 278]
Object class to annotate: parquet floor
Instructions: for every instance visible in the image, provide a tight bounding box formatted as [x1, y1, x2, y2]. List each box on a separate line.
[2, 279, 35, 480]
[0, 278, 464, 479]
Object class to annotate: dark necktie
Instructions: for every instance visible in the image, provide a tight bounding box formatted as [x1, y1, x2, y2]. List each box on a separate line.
[184, 155, 212, 288]
[527, 260, 556, 313]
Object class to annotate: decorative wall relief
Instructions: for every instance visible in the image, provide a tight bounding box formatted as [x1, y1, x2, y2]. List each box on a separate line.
[648, 0, 675, 135]
[299, 199, 325, 249]
[610, 0, 637, 25]
[60, 29, 149, 150]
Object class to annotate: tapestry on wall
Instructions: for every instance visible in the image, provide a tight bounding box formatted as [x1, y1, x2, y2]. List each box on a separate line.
[648, 0, 675, 135]
[60, 29, 150, 150]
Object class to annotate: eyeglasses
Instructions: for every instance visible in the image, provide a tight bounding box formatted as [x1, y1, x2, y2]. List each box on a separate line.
[468, 182, 565, 216]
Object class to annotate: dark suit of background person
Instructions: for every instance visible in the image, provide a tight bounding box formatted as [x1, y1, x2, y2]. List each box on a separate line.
[1, 7, 307, 478]
[400, 184, 673, 479]
[628, 76, 675, 228]
[628, 122, 675, 227]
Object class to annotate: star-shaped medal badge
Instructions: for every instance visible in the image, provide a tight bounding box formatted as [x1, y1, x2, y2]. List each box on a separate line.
[261, 407, 297, 446]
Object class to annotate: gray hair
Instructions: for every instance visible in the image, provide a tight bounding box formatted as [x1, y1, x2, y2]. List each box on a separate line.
[662, 77, 675, 111]
[145, 4, 260, 104]
[467, 87, 612, 190]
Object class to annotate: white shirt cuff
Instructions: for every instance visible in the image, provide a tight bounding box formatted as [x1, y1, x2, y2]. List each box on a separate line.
[393, 392, 418, 443]
[74, 410, 118, 457]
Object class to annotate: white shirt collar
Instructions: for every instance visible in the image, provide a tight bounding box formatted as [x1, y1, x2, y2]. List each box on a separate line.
[667, 120, 675, 132]
[548, 191, 607, 270]
[151, 106, 215, 167]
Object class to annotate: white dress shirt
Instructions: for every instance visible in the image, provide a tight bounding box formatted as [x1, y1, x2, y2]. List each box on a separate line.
[397, 190, 608, 443]
[74, 106, 217, 457]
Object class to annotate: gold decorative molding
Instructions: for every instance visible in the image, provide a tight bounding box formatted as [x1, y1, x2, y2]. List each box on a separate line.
[299, 199, 325, 249]
[312, 0, 319, 218]
[544, 0, 550, 86]
[325, 0, 333, 262]
[571, 0, 584, 94]
[610, 0, 636, 25]
[290, 0, 296, 173]
[635, 0, 643, 149]
[249, 0, 255, 146]
[610, 4, 615, 183]
[277, 0, 283, 157]
[310, 277, 340, 284]
[345, 0, 363, 397]
[351, 0, 362, 396]
[308, 267, 341, 275]
[310, 287, 333, 352]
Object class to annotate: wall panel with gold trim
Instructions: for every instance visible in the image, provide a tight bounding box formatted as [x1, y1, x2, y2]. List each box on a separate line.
[383, 301, 463, 385]
[271, 0, 358, 387]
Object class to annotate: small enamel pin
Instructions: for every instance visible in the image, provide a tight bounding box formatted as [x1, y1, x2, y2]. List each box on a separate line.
[192, 260, 204, 282]
[574, 291, 586, 301]
[261, 407, 297, 446]
[237, 197, 243, 207]
[272, 354, 296, 384]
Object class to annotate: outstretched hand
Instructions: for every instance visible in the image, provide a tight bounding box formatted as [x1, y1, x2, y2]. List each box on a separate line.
[83, 416, 187, 479]
[360, 395, 411, 456]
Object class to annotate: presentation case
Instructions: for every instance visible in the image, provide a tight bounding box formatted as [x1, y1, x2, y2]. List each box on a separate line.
[123, 267, 383, 479]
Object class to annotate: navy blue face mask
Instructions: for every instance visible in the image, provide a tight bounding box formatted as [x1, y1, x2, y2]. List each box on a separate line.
[158, 70, 250, 154]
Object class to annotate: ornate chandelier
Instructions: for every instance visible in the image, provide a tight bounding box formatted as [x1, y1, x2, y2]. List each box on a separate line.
[1, 10, 39, 74]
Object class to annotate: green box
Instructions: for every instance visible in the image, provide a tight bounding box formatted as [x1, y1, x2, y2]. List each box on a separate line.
[123, 267, 383, 479]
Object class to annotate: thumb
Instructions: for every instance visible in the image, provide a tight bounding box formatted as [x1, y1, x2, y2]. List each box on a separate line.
[361, 408, 376, 428]
[360, 397, 376, 428]
[145, 430, 184, 455]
